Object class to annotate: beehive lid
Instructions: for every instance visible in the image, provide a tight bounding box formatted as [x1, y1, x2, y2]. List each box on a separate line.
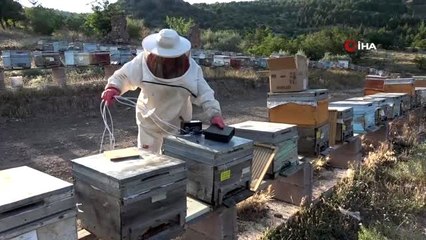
[72, 148, 185, 186]
[230, 121, 298, 144]
[329, 101, 375, 113]
[328, 106, 353, 120]
[369, 93, 402, 100]
[163, 135, 253, 165]
[0, 166, 72, 214]
[346, 97, 386, 105]
[268, 89, 329, 101]
[384, 78, 414, 85]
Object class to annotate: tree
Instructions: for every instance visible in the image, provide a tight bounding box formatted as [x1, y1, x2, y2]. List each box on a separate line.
[165, 16, 195, 37]
[127, 18, 150, 40]
[0, 0, 25, 29]
[412, 21, 426, 50]
[201, 29, 242, 52]
[25, 6, 62, 35]
[84, 0, 124, 38]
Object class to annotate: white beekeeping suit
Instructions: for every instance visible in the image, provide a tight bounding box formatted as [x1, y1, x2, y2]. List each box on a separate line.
[101, 29, 224, 154]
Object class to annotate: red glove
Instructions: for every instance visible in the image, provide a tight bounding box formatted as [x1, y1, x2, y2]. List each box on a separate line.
[101, 87, 120, 106]
[211, 115, 225, 129]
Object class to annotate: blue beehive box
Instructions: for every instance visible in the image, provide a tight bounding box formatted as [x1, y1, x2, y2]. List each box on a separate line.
[83, 43, 98, 52]
[329, 101, 376, 133]
[346, 96, 389, 124]
[110, 49, 134, 65]
[2, 50, 32, 69]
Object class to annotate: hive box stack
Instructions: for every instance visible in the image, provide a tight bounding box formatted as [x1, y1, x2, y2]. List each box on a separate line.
[230, 121, 299, 178]
[163, 135, 253, 207]
[72, 149, 187, 240]
[368, 93, 402, 119]
[329, 101, 376, 134]
[328, 106, 354, 145]
[346, 96, 389, 125]
[33, 51, 62, 68]
[1, 50, 32, 69]
[0, 166, 77, 240]
[364, 75, 388, 96]
[268, 89, 330, 156]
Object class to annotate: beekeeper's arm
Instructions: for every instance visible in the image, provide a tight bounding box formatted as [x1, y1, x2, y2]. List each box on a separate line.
[101, 55, 143, 106]
[191, 66, 225, 128]
[105, 54, 143, 93]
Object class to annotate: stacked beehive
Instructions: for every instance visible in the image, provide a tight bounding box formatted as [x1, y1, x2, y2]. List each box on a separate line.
[163, 135, 254, 208]
[267, 55, 329, 156]
[72, 148, 187, 240]
[0, 166, 77, 240]
[329, 101, 376, 134]
[230, 121, 299, 179]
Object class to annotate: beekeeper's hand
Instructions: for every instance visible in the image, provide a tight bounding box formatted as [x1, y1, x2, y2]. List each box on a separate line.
[211, 115, 225, 129]
[101, 87, 120, 106]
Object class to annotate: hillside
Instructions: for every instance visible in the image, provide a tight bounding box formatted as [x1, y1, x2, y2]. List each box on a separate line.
[124, 0, 417, 36]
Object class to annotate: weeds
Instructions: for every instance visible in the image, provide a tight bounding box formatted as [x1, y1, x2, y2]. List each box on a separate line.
[237, 188, 274, 222]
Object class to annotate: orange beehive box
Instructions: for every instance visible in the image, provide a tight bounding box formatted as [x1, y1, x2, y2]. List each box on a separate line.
[414, 76, 426, 88]
[267, 89, 329, 127]
[383, 78, 415, 96]
[364, 75, 387, 91]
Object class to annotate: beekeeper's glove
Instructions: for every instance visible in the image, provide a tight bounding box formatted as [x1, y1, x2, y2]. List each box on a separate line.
[101, 87, 120, 106]
[211, 115, 225, 129]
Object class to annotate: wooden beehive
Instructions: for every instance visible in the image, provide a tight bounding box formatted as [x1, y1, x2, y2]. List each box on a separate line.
[328, 106, 354, 145]
[0, 166, 77, 240]
[383, 78, 415, 96]
[33, 51, 62, 68]
[230, 121, 299, 177]
[329, 101, 376, 134]
[414, 76, 426, 88]
[346, 97, 389, 125]
[163, 135, 253, 207]
[89, 51, 111, 65]
[364, 75, 387, 91]
[368, 93, 402, 119]
[297, 123, 330, 156]
[71, 148, 187, 240]
[415, 87, 426, 108]
[268, 89, 329, 127]
[1, 50, 32, 69]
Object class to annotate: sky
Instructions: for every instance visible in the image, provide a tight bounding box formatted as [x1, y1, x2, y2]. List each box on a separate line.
[17, 0, 255, 13]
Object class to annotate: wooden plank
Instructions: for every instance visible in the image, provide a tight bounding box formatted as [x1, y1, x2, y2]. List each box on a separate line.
[250, 144, 277, 191]
[328, 110, 338, 147]
[103, 147, 141, 162]
[186, 197, 212, 223]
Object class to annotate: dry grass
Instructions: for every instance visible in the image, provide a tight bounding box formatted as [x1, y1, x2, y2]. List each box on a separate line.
[237, 187, 274, 222]
[264, 112, 426, 240]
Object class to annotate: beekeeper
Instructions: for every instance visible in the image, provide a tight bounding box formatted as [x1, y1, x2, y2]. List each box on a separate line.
[101, 29, 225, 153]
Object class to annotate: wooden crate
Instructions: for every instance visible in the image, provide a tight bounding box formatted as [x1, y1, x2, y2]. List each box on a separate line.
[163, 135, 253, 207]
[71, 148, 187, 240]
[297, 123, 330, 156]
[0, 166, 76, 239]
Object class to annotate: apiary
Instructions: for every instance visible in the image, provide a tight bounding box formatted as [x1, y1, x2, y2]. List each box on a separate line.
[72, 148, 187, 240]
[33, 51, 62, 68]
[230, 121, 299, 176]
[1, 50, 32, 69]
[329, 101, 376, 133]
[0, 166, 77, 240]
[163, 135, 253, 207]
[89, 51, 111, 65]
[297, 123, 330, 156]
[268, 89, 329, 127]
[346, 97, 388, 125]
[328, 106, 354, 144]
[415, 87, 426, 108]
